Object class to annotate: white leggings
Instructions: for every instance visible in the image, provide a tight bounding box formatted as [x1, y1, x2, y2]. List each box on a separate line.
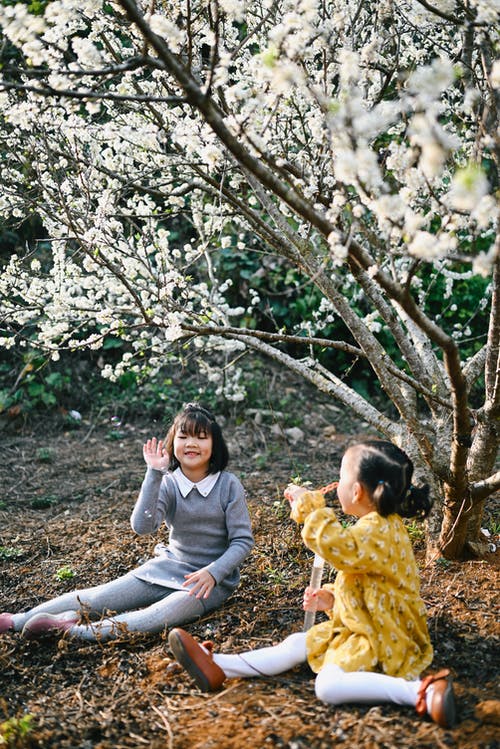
[213, 632, 421, 707]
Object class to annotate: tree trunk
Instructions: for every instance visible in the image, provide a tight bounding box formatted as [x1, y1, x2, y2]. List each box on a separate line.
[424, 479, 445, 563]
[438, 417, 499, 559]
[464, 417, 499, 556]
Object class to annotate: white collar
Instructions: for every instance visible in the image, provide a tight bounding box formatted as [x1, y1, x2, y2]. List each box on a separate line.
[172, 467, 220, 497]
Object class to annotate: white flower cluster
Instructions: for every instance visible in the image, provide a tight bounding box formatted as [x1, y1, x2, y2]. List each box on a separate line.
[468, 0, 500, 23]
[149, 14, 185, 52]
[0, 0, 496, 389]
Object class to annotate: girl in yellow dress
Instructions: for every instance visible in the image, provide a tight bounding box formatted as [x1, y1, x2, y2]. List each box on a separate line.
[168, 440, 457, 728]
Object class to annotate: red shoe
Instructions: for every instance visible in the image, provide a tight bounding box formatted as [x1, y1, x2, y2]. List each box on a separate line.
[168, 628, 226, 692]
[0, 613, 14, 633]
[416, 669, 457, 728]
[21, 613, 78, 639]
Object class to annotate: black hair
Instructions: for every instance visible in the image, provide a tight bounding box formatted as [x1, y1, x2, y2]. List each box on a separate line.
[350, 440, 432, 519]
[164, 402, 229, 473]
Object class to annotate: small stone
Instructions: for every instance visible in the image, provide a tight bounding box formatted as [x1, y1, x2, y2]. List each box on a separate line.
[284, 427, 304, 444]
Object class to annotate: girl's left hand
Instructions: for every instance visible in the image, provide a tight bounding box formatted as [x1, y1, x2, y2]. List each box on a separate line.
[182, 568, 216, 599]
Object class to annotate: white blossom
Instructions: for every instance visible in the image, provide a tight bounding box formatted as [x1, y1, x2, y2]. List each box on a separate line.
[149, 14, 184, 51]
[471, 195, 498, 229]
[408, 231, 457, 260]
[72, 37, 102, 67]
[446, 165, 490, 211]
[218, 0, 247, 22]
[327, 232, 348, 265]
[469, 0, 500, 23]
[473, 246, 497, 278]
[406, 57, 456, 99]
[491, 60, 500, 89]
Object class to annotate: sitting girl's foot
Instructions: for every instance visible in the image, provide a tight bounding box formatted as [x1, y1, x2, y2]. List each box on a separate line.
[21, 612, 78, 639]
[416, 669, 457, 728]
[168, 627, 226, 692]
[0, 613, 14, 633]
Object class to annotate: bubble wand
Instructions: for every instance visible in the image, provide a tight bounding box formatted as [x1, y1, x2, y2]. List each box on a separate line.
[291, 480, 338, 632]
[303, 481, 339, 630]
[303, 552, 325, 630]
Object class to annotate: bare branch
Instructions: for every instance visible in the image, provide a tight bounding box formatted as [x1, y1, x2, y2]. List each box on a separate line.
[412, 0, 467, 24]
[231, 333, 399, 438]
[462, 345, 487, 386]
[180, 322, 363, 356]
[0, 80, 186, 105]
[348, 260, 446, 399]
[484, 232, 500, 407]
[470, 470, 500, 502]
[1, 55, 160, 79]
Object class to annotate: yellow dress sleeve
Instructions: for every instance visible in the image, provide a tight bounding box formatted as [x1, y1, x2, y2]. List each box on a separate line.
[289, 490, 325, 524]
[302, 507, 398, 575]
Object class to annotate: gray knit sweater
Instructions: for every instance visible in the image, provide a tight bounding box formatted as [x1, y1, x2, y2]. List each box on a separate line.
[130, 468, 254, 593]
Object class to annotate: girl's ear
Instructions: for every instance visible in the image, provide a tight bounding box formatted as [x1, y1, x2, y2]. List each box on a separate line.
[352, 481, 372, 506]
[352, 481, 363, 503]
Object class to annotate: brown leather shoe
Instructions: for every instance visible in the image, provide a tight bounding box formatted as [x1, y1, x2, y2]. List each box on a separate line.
[168, 628, 226, 692]
[416, 669, 457, 728]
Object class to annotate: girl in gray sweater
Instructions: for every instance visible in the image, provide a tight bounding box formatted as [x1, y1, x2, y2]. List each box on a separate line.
[0, 403, 254, 641]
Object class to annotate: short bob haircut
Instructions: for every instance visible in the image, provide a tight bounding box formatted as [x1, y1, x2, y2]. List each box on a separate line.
[164, 402, 229, 473]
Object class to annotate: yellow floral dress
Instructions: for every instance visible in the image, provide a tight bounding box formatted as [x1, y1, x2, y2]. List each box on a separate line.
[294, 492, 433, 680]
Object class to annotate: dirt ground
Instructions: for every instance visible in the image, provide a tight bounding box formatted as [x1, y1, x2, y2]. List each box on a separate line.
[0, 406, 499, 749]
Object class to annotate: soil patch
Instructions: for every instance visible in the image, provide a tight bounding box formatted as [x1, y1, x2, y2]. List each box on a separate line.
[0, 410, 498, 748]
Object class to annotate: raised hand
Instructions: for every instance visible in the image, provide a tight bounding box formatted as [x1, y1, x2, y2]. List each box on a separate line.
[143, 437, 170, 471]
[284, 484, 325, 523]
[284, 483, 307, 505]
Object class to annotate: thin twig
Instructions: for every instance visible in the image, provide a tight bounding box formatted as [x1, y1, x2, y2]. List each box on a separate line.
[151, 704, 174, 749]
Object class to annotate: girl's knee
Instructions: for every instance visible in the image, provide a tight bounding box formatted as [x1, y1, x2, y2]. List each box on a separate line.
[314, 665, 344, 705]
[281, 631, 307, 658]
[283, 632, 307, 648]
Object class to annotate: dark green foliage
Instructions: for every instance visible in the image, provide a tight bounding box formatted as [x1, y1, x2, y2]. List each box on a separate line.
[1, 0, 50, 13]
[30, 495, 58, 509]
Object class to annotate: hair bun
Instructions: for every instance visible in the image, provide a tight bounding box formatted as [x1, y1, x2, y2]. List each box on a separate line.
[184, 402, 215, 421]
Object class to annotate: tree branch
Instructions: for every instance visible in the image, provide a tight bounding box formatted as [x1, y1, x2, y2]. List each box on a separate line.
[348, 259, 446, 399]
[231, 333, 399, 437]
[116, 0, 335, 237]
[180, 322, 362, 356]
[412, 0, 466, 24]
[462, 345, 487, 387]
[470, 470, 500, 502]
[2, 55, 160, 78]
[0, 80, 186, 105]
[484, 231, 500, 407]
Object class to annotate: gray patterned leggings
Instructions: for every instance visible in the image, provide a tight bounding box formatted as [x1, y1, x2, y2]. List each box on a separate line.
[11, 572, 228, 640]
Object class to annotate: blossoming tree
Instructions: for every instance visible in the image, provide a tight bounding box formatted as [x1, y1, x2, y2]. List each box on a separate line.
[0, 0, 498, 559]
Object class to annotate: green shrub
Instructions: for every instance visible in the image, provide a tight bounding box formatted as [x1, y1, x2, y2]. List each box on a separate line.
[0, 713, 35, 748]
[54, 566, 75, 581]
